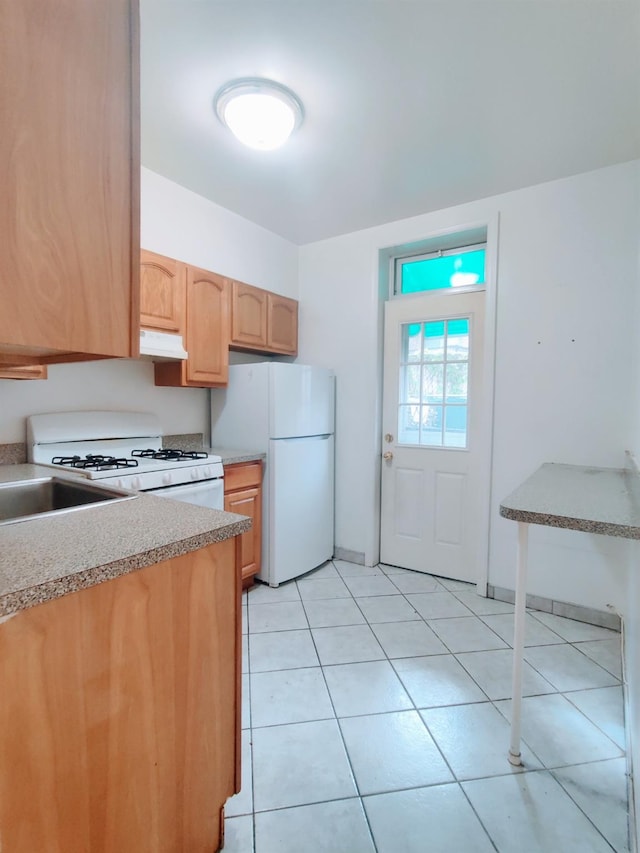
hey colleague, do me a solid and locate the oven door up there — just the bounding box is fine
[150,478,224,511]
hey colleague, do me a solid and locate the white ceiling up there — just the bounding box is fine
[140,1,640,246]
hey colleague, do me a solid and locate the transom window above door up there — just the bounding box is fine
[398,318,470,448]
[396,244,485,295]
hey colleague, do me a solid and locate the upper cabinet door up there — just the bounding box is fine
[0,0,139,363]
[185,267,230,387]
[231,281,268,349]
[267,294,298,355]
[140,250,186,334]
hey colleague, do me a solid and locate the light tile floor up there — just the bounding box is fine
[225,560,630,853]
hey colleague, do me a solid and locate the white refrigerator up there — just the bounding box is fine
[211,362,335,586]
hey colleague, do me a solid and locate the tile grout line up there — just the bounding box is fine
[240,560,628,851]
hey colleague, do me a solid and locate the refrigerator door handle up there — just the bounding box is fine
[273,434,333,441]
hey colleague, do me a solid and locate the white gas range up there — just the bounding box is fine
[27,411,224,510]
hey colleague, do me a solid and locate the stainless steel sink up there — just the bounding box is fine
[0,477,136,525]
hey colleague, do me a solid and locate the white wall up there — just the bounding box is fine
[298,160,640,615]
[0,169,298,446]
[0,359,208,444]
[141,168,298,296]
[624,211,640,850]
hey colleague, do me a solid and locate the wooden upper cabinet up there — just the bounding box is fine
[140,250,185,334]
[231,281,268,349]
[0,0,140,365]
[0,366,48,381]
[230,281,298,356]
[154,266,230,388]
[268,293,298,355]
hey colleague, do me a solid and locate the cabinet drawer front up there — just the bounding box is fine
[224,461,262,492]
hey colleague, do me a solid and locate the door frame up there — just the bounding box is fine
[369,214,499,593]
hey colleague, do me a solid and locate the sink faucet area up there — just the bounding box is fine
[0,477,136,526]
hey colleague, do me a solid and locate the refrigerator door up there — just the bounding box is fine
[269,363,335,439]
[267,434,334,585]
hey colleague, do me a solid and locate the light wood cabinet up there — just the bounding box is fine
[140,250,186,334]
[231,281,268,349]
[267,292,299,355]
[154,266,230,388]
[0,540,240,853]
[0,366,48,380]
[0,0,140,366]
[224,461,263,587]
[230,281,298,356]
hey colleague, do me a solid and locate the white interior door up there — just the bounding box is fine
[380,290,486,582]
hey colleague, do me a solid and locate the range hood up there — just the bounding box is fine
[139,329,188,360]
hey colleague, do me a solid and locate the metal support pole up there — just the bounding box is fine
[508,521,528,766]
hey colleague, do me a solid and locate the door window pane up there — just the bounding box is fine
[398,405,420,444]
[402,323,423,362]
[421,405,443,446]
[423,364,444,404]
[397,316,471,449]
[446,319,469,361]
[424,321,445,361]
[445,406,467,448]
[400,364,421,405]
[445,362,468,402]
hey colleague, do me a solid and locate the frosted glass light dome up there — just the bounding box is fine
[214,79,304,151]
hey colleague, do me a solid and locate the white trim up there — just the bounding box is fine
[374,213,499,592]
[477,212,499,595]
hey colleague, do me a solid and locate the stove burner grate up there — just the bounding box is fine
[51,455,139,471]
[132,448,209,461]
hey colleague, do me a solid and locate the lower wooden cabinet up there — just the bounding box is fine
[0,540,241,853]
[154,266,230,388]
[224,460,263,586]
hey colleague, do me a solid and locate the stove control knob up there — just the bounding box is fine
[131,477,141,490]
[115,479,123,489]
[203,466,211,478]
[190,468,199,480]
[163,473,172,485]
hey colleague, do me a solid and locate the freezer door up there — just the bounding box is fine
[268,435,334,584]
[269,363,335,438]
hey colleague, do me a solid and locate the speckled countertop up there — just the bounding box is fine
[499,463,640,539]
[0,464,251,617]
[209,448,266,466]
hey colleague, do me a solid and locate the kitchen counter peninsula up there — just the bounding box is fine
[0,463,247,853]
[0,464,250,617]
[499,462,639,767]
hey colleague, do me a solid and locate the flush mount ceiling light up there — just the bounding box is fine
[214,78,304,151]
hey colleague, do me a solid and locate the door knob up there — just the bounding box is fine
[383,451,393,461]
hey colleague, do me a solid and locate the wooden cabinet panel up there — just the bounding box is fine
[0,365,48,380]
[224,459,263,492]
[154,266,230,388]
[231,280,268,349]
[186,268,230,386]
[140,250,185,334]
[0,540,240,853]
[268,293,299,354]
[230,281,298,356]
[0,0,139,364]
[224,461,263,585]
